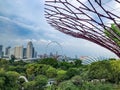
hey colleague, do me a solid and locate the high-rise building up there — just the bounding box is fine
[32,47,35,58]
[9,48,15,58]
[27,41,33,59]
[32,47,37,58]
[34,51,37,58]
[14,46,23,59]
[23,48,27,59]
[5,46,11,57]
[0,45,3,58]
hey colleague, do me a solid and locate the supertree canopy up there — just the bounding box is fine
[44,0,120,57]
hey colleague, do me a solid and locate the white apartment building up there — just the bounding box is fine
[14,46,23,59]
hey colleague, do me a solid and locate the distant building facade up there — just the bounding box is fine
[23,48,27,59]
[34,51,37,58]
[27,41,33,58]
[5,46,11,57]
[0,45,3,58]
[9,48,15,58]
[32,47,35,58]
[14,46,23,59]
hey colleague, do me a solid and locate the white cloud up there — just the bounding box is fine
[0,16,37,31]
[13,38,52,45]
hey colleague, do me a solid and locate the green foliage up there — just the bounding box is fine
[0,70,20,90]
[39,58,58,68]
[66,68,79,79]
[88,60,120,84]
[5,71,20,87]
[12,60,27,66]
[24,75,48,90]
[23,81,36,90]
[71,75,83,86]
[81,82,113,90]
[109,60,120,83]
[111,24,120,36]
[74,59,82,67]
[79,66,89,80]
[8,65,26,73]
[1,58,120,89]
[57,80,79,90]
[26,63,39,77]
[35,75,48,89]
[10,55,15,63]
[0,69,5,89]
[88,60,111,80]
[26,63,52,79]
[56,69,67,82]
[37,64,51,75]
[0,59,9,65]
[0,77,5,89]
[18,78,26,84]
[104,24,120,46]
[0,69,5,77]
[46,67,57,78]
[58,61,74,70]
[0,59,9,70]
[109,58,116,61]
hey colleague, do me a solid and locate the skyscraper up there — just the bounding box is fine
[23,48,27,59]
[32,47,37,58]
[27,41,33,59]
[5,46,11,57]
[9,48,14,58]
[34,51,37,58]
[32,47,35,58]
[14,46,23,59]
[0,45,3,58]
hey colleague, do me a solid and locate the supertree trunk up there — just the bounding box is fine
[45,0,120,58]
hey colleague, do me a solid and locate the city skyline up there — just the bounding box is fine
[0,41,37,59]
[0,0,118,58]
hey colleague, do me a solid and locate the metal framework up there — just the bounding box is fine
[45,0,120,57]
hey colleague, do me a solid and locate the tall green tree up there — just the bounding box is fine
[88,61,111,80]
[34,75,48,89]
[0,70,20,90]
[10,55,16,63]
[56,69,67,82]
[66,68,79,79]
[46,67,57,78]
[5,71,20,89]
[0,59,9,70]
[109,60,120,84]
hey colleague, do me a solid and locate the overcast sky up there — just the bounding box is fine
[0,0,118,58]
